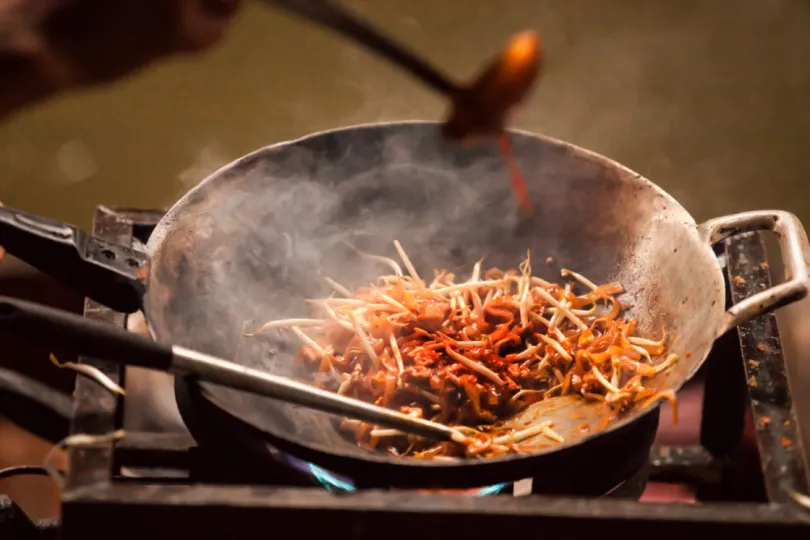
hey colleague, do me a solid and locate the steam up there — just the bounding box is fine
[177,142,232,190]
[153,125,535,368]
[150,120,674,393]
[202,127,514,332]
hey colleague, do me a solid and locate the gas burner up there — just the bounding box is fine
[2,206,810,539]
[174,441,652,498]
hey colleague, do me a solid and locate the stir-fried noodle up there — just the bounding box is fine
[251,242,678,458]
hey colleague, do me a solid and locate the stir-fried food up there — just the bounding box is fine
[251,241,678,459]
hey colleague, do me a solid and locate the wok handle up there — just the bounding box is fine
[0,207,145,314]
[699,210,810,334]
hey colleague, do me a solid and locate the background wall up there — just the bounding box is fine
[3,1,810,231]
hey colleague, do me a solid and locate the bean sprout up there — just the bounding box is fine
[252,242,677,459]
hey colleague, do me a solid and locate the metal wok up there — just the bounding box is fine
[0,121,807,491]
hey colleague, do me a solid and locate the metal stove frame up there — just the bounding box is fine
[5,206,810,539]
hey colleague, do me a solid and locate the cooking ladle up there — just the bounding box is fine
[262,0,542,141]
[0,295,463,443]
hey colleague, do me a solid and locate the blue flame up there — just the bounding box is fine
[475,482,510,496]
[304,460,509,494]
[307,462,357,493]
[280,452,510,495]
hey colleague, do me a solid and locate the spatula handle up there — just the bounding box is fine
[0,296,172,370]
[0,296,460,442]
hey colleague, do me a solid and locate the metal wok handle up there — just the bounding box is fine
[0,206,145,313]
[699,210,810,334]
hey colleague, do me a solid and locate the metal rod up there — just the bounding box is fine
[262,0,461,96]
[171,346,461,442]
[0,294,460,444]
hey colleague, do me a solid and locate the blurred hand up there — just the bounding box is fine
[0,0,243,119]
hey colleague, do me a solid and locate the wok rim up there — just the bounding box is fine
[144,120,721,469]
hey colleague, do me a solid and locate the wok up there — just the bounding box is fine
[0,121,807,490]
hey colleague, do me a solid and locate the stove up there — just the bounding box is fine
[3,206,810,539]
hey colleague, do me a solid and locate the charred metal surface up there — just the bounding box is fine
[61,484,810,540]
[0,495,58,540]
[726,231,810,503]
[600,461,649,499]
[115,432,195,453]
[651,445,713,468]
[0,367,71,443]
[0,494,37,538]
[700,312,748,458]
[649,445,721,485]
[65,206,132,489]
[114,433,194,470]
